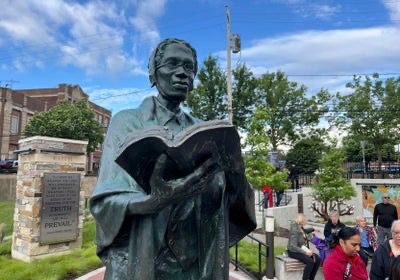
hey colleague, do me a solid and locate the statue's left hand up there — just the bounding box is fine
[127,153,220,215]
[149,153,220,207]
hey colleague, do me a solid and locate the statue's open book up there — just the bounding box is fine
[115,120,244,194]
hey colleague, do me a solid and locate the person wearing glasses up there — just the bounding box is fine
[370,220,400,280]
[373,193,398,246]
[355,216,377,265]
[89,38,256,279]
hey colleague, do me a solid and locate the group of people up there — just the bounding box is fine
[287,193,400,280]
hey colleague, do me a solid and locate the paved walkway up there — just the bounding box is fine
[75,264,253,280]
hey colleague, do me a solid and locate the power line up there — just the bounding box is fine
[285,73,400,77]
[253,72,400,78]
[90,88,153,101]
[235,18,400,24]
[0,23,224,64]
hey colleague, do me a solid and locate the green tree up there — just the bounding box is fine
[244,109,288,191]
[232,64,257,130]
[186,55,227,121]
[335,74,400,167]
[255,71,330,150]
[24,100,104,153]
[310,149,356,220]
[342,135,396,164]
[286,136,328,175]
[187,56,257,131]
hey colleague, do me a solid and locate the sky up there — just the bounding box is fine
[0,0,399,115]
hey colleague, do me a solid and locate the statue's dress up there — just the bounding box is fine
[90,96,256,280]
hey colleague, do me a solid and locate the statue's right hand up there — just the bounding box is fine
[149,153,220,207]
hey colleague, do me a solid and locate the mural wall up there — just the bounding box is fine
[362,184,400,218]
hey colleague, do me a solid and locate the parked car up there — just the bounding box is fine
[351,165,365,173]
[385,166,400,173]
[0,159,18,173]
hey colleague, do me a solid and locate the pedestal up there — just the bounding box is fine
[11,136,88,262]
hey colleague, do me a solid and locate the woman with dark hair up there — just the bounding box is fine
[370,220,400,280]
[323,227,368,280]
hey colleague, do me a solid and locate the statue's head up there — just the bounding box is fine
[148,38,198,102]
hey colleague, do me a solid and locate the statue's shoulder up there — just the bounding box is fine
[112,108,139,123]
[111,96,155,125]
[107,108,143,138]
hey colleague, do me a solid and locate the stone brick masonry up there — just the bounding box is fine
[11,136,88,262]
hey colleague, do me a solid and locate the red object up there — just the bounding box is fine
[323,245,368,280]
[261,185,273,207]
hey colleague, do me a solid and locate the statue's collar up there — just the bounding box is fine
[141,96,186,126]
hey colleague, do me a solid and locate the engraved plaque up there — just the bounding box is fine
[40,173,80,244]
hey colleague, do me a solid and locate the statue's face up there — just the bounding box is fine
[155,43,195,102]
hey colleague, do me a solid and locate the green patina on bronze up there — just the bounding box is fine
[89,38,256,280]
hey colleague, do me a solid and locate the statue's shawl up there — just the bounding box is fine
[90,96,256,279]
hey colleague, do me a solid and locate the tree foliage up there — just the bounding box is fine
[334,74,400,165]
[310,149,356,220]
[244,109,289,191]
[286,136,329,175]
[187,56,258,131]
[24,100,104,153]
[255,71,330,150]
[342,134,396,163]
[232,64,257,130]
[186,55,227,121]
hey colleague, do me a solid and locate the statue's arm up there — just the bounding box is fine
[92,110,220,217]
[226,171,257,246]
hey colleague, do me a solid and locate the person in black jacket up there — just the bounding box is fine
[389,255,400,280]
[324,212,345,245]
[370,220,400,280]
[373,193,398,245]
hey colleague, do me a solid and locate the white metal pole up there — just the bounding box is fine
[226,5,233,124]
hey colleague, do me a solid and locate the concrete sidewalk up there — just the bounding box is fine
[75,264,253,280]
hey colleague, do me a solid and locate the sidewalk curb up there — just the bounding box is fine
[75,267,105,280]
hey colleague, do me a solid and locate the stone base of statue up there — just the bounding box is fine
[11,136,87,262]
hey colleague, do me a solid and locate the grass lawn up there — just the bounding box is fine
[0,200,15,236]
[0,220,102,280]
[229,240,286,274]
[1,199,284,279]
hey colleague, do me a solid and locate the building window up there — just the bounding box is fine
[11,114,20,135]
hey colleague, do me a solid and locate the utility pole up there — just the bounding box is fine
[360,140,367,174]
[226,5,233,124]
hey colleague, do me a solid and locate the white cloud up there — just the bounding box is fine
[0,0,144,76]
[273,0,341,20]
[0,1,57,46]
[224,26,400,94]
[383,0,400,23]
[313,4,341,20]
[130,0,166,45]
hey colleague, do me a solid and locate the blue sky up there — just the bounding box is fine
[0,0,399,114]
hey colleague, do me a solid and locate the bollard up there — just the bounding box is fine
[265,216,275,280]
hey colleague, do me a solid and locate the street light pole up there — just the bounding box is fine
[360,140,366,174]
[226,5,233,124]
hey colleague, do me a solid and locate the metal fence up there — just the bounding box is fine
[231,234,269,280]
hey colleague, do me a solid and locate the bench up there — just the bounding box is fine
[275,255,323,280]
[276,255,305,271]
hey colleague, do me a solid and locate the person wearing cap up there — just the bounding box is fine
[373,193,398,245]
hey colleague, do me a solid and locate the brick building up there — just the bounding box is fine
[0,84,111,172]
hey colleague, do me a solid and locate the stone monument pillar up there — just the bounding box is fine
[12,136,88,262]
